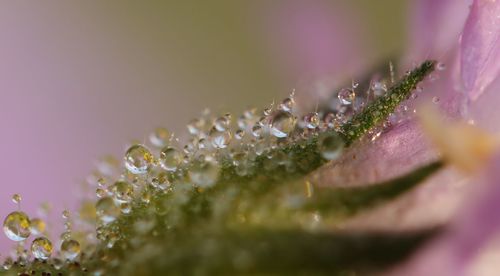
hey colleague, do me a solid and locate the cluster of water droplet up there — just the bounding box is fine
[1,61,441,274]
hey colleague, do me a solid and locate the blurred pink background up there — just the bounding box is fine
[0,1,405,252]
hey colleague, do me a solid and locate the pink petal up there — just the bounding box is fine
[461,0,500,100]
[407,0,471,62]
[391,151,500,275]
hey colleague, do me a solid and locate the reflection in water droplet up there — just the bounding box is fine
[338,88,356,105]
[270,111,296,138]
[3,211,31,241]
[31,237,52,260]
[318,132,344,160]
[29,218,46,235]
[96,197,120,224]
[149,127,170,148]
[124,144,154,174]
[209,127,232,149]
[159,147,182,172]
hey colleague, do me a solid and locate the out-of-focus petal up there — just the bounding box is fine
[407,0,471,62]
[470,76,500,132]
[391,152,500,275]
[461,0,500,100]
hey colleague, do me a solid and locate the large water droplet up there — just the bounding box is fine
[338,88,355,105]
[159,147,182,172]
[270,111,296,138]
[124,144,154,174]
[318,132,344,160]
[31,237,52,260]
[3,211,30,241]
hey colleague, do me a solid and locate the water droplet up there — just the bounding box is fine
[110,181,134,203]
[235,129,245,140]
[318,132,344,160]
[11,194,21,205]
[189,158,220,188]
[29,218,46,235]
[96,188,107,198]
[31,237,52,260]
[338,88,355,105]
[251,124,263,138]
[52,258,63,270]
[436,62,446,71]
[432,96,440,104]
[269,111,296,138]
[124,144,154,174]
[62,210,70,219]
[371,80,387,96]
[95,197,120,224]
[3,211,30,241]
[209,127,232,149]
[303,112,320,129]
[279,96,295,112]
[2,257,12,270]
[263,107,272,116]
[120,202,132,214]
[149,127,170,148]
[61,239,81,261]
[214,113,231,131]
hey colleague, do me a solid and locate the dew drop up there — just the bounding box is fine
[96,188,107,198]
[251,124,263,138]
[120,202,132,214]
[124,144,154,174]
[11,194,21,205]
[214,113,231,131]
[371,80,387,96]
[318,132,345,160]
[432,96,440,104]
[279,96,295,112]
[3,211,30,241]
[110,181,134,203]
[95,197,120,224]
[235,129,245,140]
[269,111,296,138]
[149,127,170,148]
[29,218,46,236]
[62,210,70,219]
[436,62,446,71]
[209,127,232,149]
[338,88,356,105]
[189,158,220,188]
[61,239,81,261]
[303,112,320,129]
[31,237,52,260]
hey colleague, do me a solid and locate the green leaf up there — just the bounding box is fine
[308,161,444,217]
